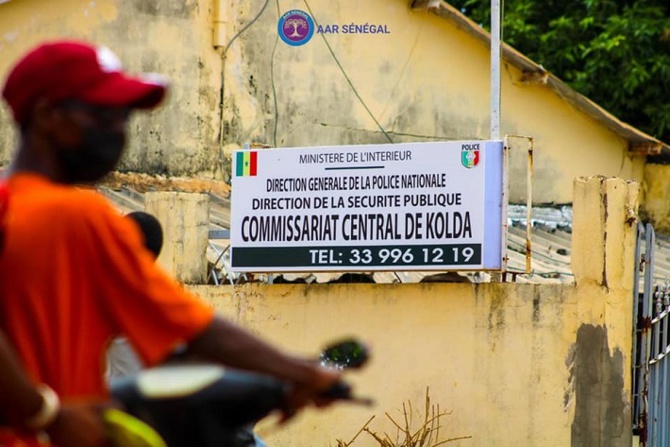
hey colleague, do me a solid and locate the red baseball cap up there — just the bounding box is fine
[2,40,168,124]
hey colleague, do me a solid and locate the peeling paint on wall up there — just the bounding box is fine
[132,0,197,19]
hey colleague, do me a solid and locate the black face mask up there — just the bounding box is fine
[56,127,126,184]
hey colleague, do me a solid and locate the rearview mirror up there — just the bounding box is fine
[319,339,369,370]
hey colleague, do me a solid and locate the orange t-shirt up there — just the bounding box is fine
[0,174,215,444]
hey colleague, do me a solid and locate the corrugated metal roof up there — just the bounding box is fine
[98,186,579,285]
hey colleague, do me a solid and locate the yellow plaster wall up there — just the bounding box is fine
[223,0,645,204]
[572,176,639,290]
[188,280,632,447]
[184,176,637,446]
[641,163,670,233]
[145,191,210,284]
[0,0,222,176]
[0,0,648,205]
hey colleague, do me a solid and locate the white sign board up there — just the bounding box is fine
[231,140,504,272]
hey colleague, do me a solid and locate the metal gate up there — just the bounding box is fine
[633,222,670,446]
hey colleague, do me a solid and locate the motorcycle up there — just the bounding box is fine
[109,338,371,447]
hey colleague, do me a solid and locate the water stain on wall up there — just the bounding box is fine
[570,324,629,447]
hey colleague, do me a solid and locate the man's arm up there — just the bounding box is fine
[185,316,340,414]
[0,186,39,422]
[0,330,110,446]
[0,330,43,426]
[187,316,336,385]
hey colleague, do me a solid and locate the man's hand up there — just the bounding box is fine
[46,402,112,447]
[281,362,342,423]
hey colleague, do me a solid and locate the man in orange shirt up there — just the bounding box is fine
[0,40,339,445]
[106,211,163,382]
[0,184,110,446]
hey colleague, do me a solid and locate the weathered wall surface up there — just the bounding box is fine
[145,191,210,284]
[0,0,222,177]
[222,0,645,203]
[187,280,631,447]
[641,163,670,233]
[182,176,637,447]
[0,0,647,205]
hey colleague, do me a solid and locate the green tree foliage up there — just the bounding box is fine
[448,0,670,142]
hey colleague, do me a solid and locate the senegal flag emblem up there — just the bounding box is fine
[236,151,258,176]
